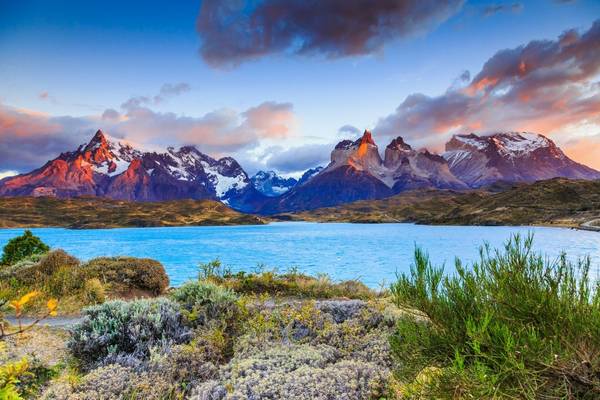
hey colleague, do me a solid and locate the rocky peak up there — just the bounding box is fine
[335,139,355,150]
[386,136,412,152]
[84,130,109,152]
[384,136,414,168]
[355,129,376,146]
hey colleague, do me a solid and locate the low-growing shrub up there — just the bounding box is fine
[1,230,49,266]
[36,250,79,276]
[81,257,169,295]
[82,278,105,304]
[189,344,389,400]
[171,281,238,326]
[390,235,600,398]
[68,298,191,368]
[197,259,375,299]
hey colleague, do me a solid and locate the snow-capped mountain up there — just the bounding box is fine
[2,129,598,214]
[297,166,324,186]
[0,130,256,203]
[443,132,600,187]
[250,171,297,197]
[258,130,467,213]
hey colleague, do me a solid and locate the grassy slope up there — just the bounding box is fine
[0,196,265,228]
[289,178,600,227]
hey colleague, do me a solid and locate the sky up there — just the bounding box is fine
[1,0,599,178]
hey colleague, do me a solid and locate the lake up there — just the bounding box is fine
[1,222,599,287]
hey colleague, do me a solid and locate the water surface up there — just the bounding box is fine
[1,223,598,287]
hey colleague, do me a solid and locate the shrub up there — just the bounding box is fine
[390,235,600,398]
[189,344,389,400]
[1,230,49,266]
[171,281,238,326]
[81,257,169,295]
[82,278,105,304]
[36,250,79,276]
[68,298,191,368]
[200,261,375,299]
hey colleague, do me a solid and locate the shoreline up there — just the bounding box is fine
[1,217,598,231]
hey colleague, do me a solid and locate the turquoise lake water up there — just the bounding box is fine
[0,223,599,287]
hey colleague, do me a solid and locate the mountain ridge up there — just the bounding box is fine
[1,129,598,214]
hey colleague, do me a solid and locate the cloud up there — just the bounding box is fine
[0,104,95,171]
[482,2,523,17]
[196,0,464,67]
[38,91,49,100]
[0,96,296,173]
[265,143,331,174]
[121,82,190,111]
[338,125,361,137]
[562,133,600,170]
[375,20,600,153]
[0,170,19,180]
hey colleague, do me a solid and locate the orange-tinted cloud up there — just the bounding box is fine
[563,135,600,170]
[375,19,600,162]
[0,94,296,173]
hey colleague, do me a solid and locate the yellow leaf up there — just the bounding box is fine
[17,291,40,307]
[47,298,58,316]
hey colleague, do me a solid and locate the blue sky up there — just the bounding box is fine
[1,0,599,176]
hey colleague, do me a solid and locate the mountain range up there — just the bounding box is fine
[1,129,598,214]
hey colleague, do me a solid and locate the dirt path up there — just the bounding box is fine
[4,315,83,328]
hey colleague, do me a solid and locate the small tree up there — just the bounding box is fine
[1,230,49,266]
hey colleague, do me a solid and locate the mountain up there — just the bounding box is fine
[443,132,600,187]
[258,130,466,213]
[297,166,324,186]
[251,171,297,197]
[2,129,598,214]
[0,130,263,205]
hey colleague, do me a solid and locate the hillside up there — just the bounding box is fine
[287,178,600,227]
[0,197,264,228]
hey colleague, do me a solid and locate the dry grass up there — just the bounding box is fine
[0,196,265,229]
[289,178,600,227]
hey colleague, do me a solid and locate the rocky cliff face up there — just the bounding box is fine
[443,132,600,187]
[258,130,466,213]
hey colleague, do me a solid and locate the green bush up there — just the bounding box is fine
[81,257,169,295]
[197,259,375,299]
[68,298,191,368]
[171,281,238,329]
[390,235,600,398]
[1,230,49,266]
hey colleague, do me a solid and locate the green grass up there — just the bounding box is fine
[390,234,600,398]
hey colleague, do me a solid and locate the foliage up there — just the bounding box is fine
[82,278,105,305]
[81,257,169,295]
[1,230,49,266]
[390,234,600,398]
[198,259,375,299]
[189,343,389,400]
[1,291,58,339]
[0,354,29,400]
[171,280,238,326]
[68,298,191,368]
